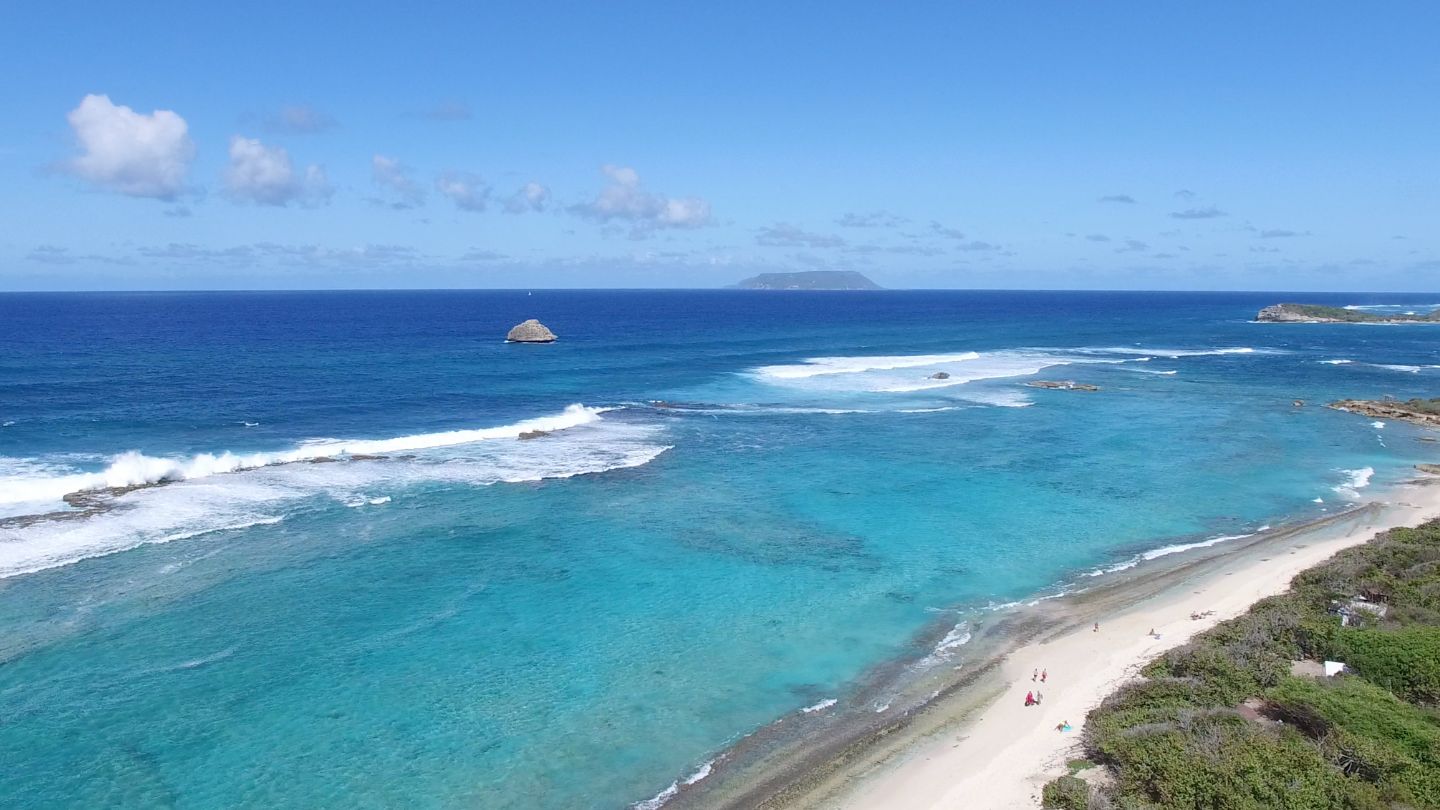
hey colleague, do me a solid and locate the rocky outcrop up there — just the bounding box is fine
[506,319,557,343]
[1258,303,1440,323]
[1329,399,1440,428]
[929,372,951,380]
[1416,464,1440,475]
[517,430,549,440]
[1027,380,1100,391]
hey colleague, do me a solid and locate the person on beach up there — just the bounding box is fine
[1093,622,1099,632]
[1041,669,1047,683]
[1036,690,1043,704]
[1025,691,1035,706]
[1056,721,1072,732]
[1032,668,1037,682]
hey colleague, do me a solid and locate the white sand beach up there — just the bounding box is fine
[825,483,1440,810]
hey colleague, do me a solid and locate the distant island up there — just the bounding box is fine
[1257,303,1440,323]
[731,270,882,290]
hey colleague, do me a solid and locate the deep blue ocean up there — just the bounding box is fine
[2,290,1438,808]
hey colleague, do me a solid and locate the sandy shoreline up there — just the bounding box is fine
[785,481,1440,810]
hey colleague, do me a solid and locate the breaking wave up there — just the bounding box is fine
[0,406,670,579]
[0,405,607,512]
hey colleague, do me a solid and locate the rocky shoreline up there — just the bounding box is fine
[1328,398,1440,428]
[1257,303,1440,324]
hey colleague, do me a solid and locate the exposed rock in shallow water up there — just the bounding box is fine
[518,430,549,440]
[929,372,951,380]
[506,319,557,343]
[1417,464,1440,475]
[1026,380,1100,391]
[1329,399,1440,428]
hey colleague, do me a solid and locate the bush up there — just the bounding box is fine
[1041,775,1092,809]
[1267,675,1440,804]
[1326,625,1440,704]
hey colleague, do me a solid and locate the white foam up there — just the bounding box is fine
[1371,421,1386,429]
[1333,467,1375,499]
[631,759,718,810]
[0,404,607,510]
[1087,526,1271,575]
[754,350,1111,400]
[1140,531,1257,561]
[0,410,670,579]
[755,352,982,379]
[1080,346,1261,359]
[1374,364,1422,373]
[801,698,838,714]
[920,621,973,666]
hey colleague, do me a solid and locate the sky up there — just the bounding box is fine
[1,1,1438,291]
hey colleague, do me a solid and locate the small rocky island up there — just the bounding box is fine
[506,319,557,343]
[731,271,881,290]
[1026,380,1100,391]
[1257,303,1440,323]
[1329,398,1440,428]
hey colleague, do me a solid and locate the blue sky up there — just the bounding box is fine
[1,1,1437,291]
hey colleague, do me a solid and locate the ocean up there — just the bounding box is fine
[1,290,1437,808]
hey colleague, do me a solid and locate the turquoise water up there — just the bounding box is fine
[1,291,1438,808]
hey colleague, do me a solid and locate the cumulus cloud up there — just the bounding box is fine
[1174,189,1197,200]
[1098,194,1136,204]
[570,165,711,234]
[1258,228,1305,238]
[224,136,332,206]
[371,154,425,209]
[504,181,550,214]
[435,170,490,211]
[836,210,906,228]
[264,104,337,134]
[1085,233,1112,242]
[63,94,195,199]
[756,223,846,248]
[1116,239,1149,253]
[1170,206,1227,219]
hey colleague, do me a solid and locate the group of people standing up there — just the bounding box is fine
[1024,667,1048,706]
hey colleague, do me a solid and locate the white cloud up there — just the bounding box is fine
[571,164,711,233]
[265,104,337,134]
[435,171,490,211]
[756,223,846,248]
[372,154,425,208]
[63,94,195,199]
[224,136,332,206]
[504,181,550,213]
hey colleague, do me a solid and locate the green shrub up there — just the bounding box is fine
[1326,625,1440,704]
[1267,675,1440,804]
[1041,775,1091,809]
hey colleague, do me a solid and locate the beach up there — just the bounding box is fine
[765,480,1440,810]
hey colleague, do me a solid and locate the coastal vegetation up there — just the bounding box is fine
[1257,303,1440,323]
[1043,519,1440,809]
